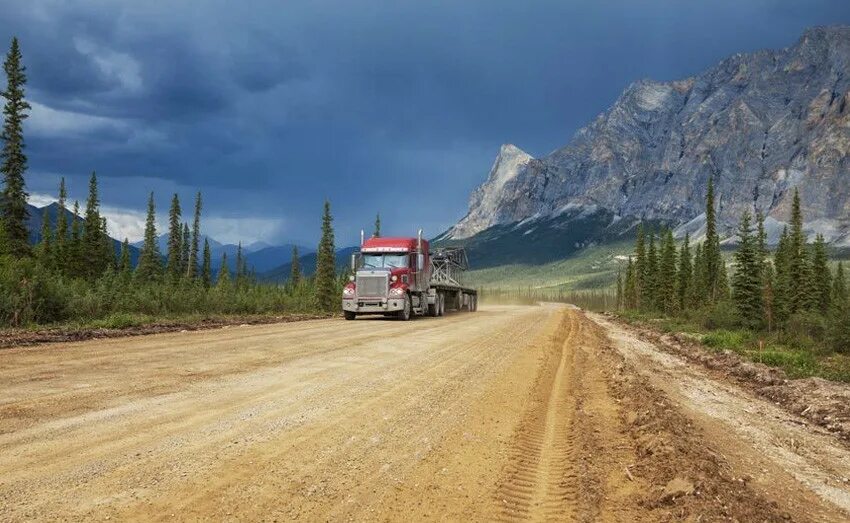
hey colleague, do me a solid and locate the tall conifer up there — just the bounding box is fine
[216,252,230,287]
[811,234,831,314]
[677,233,692,311]
[68,201,82,278]
[166,193,182,279]
[201,238,212,287]
[315,200,337,311]
[732,211,763,328]
[658,229,678,314]
[181,222,190,277]
[833,262,847,310]
[82,172,106,279]
[0,37,31,257]
[624,257,637,309]
[119,238,131,275]
[703,177,724,303]
[54,177,68,269]
[136,192,162,282]
[188,192,201,279]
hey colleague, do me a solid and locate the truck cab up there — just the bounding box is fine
[342,236,430,320]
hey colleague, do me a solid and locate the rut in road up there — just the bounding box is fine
[495,311,586,521]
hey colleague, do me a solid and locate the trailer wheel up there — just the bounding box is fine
[471,295,477,312]
[397,294,412,321]
[437,293,445,316]
[344,311,356,320]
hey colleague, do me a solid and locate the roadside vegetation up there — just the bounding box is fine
[0,38,342,330]
[614,178,850,382]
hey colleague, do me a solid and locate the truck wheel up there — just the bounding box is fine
[397,294,412,321]
[437,293,445,316]
[428,300,438,317]
[344,311,356,320]
[471,295,477,312]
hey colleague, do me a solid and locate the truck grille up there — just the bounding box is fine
[356,274,388,298]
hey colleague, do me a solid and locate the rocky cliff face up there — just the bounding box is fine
[447,26,850,245]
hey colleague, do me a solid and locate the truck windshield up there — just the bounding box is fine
[362,253,408,269]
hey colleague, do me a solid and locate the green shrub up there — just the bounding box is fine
[0,256,69,326]
[701,300,740,330]
[701,329,750,351]
[787,311,828,342]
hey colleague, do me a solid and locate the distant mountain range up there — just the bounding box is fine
[441,26,850,266]
[132,234,313,273]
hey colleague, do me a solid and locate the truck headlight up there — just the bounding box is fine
[389,287,405,297]
[391,275,398,282]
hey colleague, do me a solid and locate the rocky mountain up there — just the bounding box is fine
[444,26,850,255]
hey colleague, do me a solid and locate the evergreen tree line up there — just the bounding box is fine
[0,37,344,326]
[616,180,850,352]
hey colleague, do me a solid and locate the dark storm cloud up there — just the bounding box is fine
[1,0,850,244]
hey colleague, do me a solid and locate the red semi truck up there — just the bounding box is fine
[342,231,478,320]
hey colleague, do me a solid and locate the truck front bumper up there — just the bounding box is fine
[342,298,405,314]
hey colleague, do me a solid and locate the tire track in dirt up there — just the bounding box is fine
[495,310,583,521]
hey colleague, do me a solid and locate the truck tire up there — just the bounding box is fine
[344,311,356,320]
[397,294,412,321]
[471,295,477,312]
[437,293,445,316]
[428,299,438,317]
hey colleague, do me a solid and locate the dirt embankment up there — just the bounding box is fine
[0,305,847,521]
[607,313,850,444]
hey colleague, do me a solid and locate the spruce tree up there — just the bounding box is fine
[772,227,792,325]
[315,200,337,311]
[82,172,106,279]
[811,234,832,314]
[100,216,114,271]
[732,211,763,328]
[181,222,190,277]
[290,245,301,286]
[216,252,230,287]
[166,193,182,279]
[677,233,692,311]
[36,206,51,266]
[67,201,84,278]
[136,192,162,282]
[235,242,244,283]
[703,177,724,304]
[788,189,810,312]
[119,238,131,275]
[188,192,201,279]
[54,177,68,270]
[201,238,212,287]
[658,229,678,314]
[0,37,31,257]
[833,262,847,310]
[644,231,659,311]
[374,213,381,238]
[634,224,646,308]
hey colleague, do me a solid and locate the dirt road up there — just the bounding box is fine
[1,305,849,521]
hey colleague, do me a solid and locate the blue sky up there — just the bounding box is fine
[3,1,850,246]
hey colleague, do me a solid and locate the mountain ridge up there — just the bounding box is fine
[446,25,850,250]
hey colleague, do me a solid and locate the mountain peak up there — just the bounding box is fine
[447,25,850,246]
[445,144,534,240]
